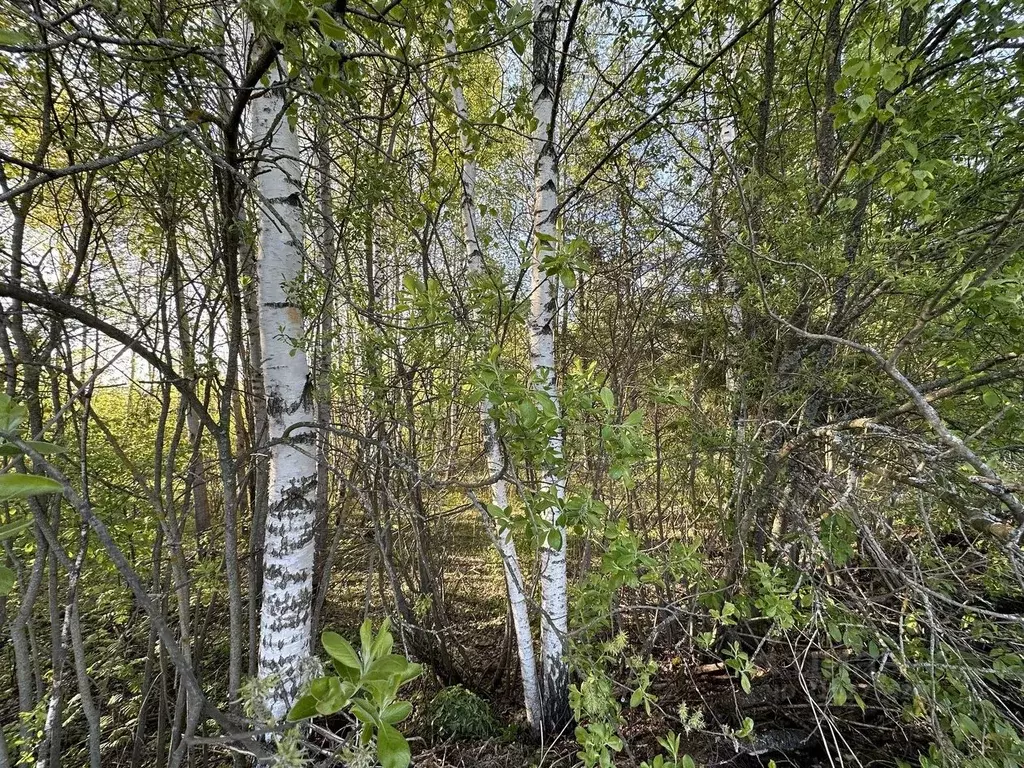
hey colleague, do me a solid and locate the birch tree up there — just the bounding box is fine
[527,0,570,732]
[250,62,318,721]
[445,8,543,733]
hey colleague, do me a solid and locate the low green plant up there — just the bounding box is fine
[723,641,755,695]
[640,731,697,768]
[575,721,623,768]
[287,619,421,768]
[0,393,65,596]
[427,685,499,741]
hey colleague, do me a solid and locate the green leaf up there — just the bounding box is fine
[982,389,1001,408]
[0,29,30,47]
[535,390,556,417]
[518,400,537,427]
[380,700,412,724]
[332,659,360,682]
[402,273,422,294]
[371,621,395,657]
[322,631,361,669]
[398,662,422,683]
[0,474,63,501]
[365,654,409,682]
[740,674,751,695]
[546,528,563,551]
[0,564,15,596]
[314,7,347,40]
[737,716,754,738]
[350,700,377,725]
[309,677,331,698]
[623,408,644,427]
[377,722,411,768]
[0,440,67,457]
[360,618,374,653]
[0,517,32,541]
[286,694,319,721]
[959,714,981,738]
[0,394,27,432]
[314,677,347,715]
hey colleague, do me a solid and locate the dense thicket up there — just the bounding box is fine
[1,0,1023,766]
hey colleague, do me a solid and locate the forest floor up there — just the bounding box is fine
[393,646,929,768]
[320,514,931,768]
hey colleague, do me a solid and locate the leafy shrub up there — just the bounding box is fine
[427,685,500,741]
[0,393,66,596]
[288,620,421,768]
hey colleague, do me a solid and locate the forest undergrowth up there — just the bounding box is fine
[2,0,1024,765]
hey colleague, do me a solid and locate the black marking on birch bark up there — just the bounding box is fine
[283,474,317,496]
[267,392,287,418]
[262,587,312,607]
[541,662,571,732]
[264,525,313,542]
[261,606,311,629]
[264,532,311,548]
[262,610,309,626]
[266,519,313,537]
[265,507,314,528]
[482,425,499,455]
[263,301,300,309]
[266,533,313,550]
[537,209,558,228]
[263,563,313,586]
[269,193,302,208]
[264,532,314,553]
[300,373,314,410]
[265,546,312,561]
[272,490,315,509]
[262,602,311,622]
[266,392,316,419]
[287,430,316,446]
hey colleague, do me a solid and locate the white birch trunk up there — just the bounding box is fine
[251,65,318,722]
[445,11,543,733]
[528,0,570,732]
